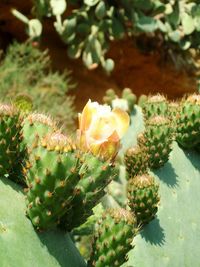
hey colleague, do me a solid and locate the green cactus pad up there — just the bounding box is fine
[60,153,115,231]
[0,104,25,184]
[142,94,169,120]
[0,177,86,267]
[176,94,200,148]
[138,116,173,169]
[26,132,79,230]
[22,112,57,148]
[88,208,136,267]
[127,174,159,226]
[124,146,149,179]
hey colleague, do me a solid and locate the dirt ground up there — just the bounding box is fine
[0,1,197,111]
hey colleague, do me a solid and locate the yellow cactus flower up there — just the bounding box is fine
[77,100,130,160]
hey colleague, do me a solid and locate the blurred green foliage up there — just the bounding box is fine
[0,41,76,130]
[12,0,200,72]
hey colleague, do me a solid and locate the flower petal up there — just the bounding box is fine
[79,100,97,131]
[112,108,130,138]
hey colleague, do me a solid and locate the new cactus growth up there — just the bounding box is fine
[124,146,149,179]
[127,174,160,226]
[0,103,25,184]
[138,116,173,169]
[88,208,136,267]
[25,132,79,229]
[142,94,169,120]
[61,153,115,231]
[176,94,200,148]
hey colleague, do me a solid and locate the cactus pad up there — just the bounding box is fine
[138,116,173,169]
[124,146,149,179]
[0,104,25,183]
[127,173,160,226]
[176,94,200,148]
[26,132,79,229]
[88,208,136,267]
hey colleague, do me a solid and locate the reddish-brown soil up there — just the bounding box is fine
[0,1,197,111]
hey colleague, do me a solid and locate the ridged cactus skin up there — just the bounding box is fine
[0,177,86,267]
[22,113,57,147]
[138,116,173,169]
[26,133,79,229]
[0,104,25,183]
[127,174,159,226]
[121,107,200,267]
[176,94,200,148]
[60,153,115,231]
[88,208,136,267]
[142,94,169,120]
[124,146,149,179]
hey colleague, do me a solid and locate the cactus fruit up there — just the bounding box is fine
[103,89,116,106]
[127,174,160,226]
[138,116,173,169]
[176,94,200,148]
[142,94,169,120]
[124,146,149,179]
[88,208,136,267]
[0,103,25,184]
[25,132,79,229]
[22,113,57,148]
[60,153,115,231]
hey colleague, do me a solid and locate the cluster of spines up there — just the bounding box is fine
[88,208,136,267]
[127,174,160,226]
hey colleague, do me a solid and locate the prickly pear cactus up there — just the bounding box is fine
[0,177,86,267]
[124,146,149,179]
[0,104,25,184]
[122,106,200,267]
[176,94,200,148]
[60,153,115,231]
[26,132,79,230]
[142,95,169,119]
[22,113,57,147]
[138,116,173,169]
[88,208,136,267]
[127,174,159,226]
